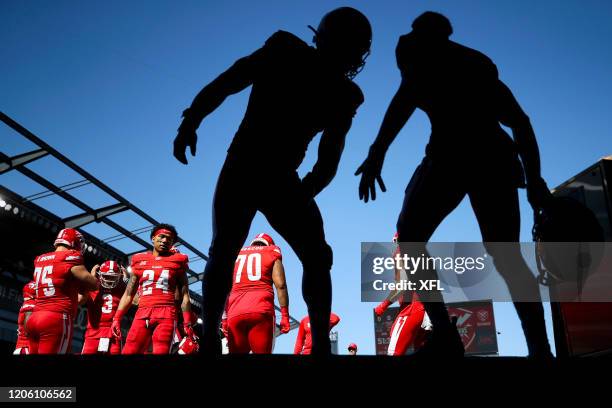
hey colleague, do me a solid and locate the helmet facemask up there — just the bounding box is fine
[98,262,123,289]
[309,7,372,80]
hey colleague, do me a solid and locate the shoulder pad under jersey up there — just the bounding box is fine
[395,34,415,74]
[265,30,309,53]
[130,252,153,265]
[166,252,189,265]
[62,250,84,264]
[269,245,283,258]
[345,81,365,112]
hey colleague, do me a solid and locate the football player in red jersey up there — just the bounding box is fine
[25,228,100,354]
[347,343,358,355]
[79,260,127,354]
[14,281,36,355]
[374,233,431,356]
[294,312,340,355]
[173,7,372,356]
[112,224,195,354]
[222,233,290,354]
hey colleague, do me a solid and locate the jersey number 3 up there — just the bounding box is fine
[101,294,114,314]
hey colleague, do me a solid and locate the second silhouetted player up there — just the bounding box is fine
[356,12,552,358]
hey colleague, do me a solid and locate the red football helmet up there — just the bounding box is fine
[98,260,123,289]
[177,336,199,355]
[54,228,84,252]
[348,343,358,351]
[23,281,36,301]
[251,233,275,247]
[392,232,399,243]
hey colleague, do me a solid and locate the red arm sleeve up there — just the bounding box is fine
[293,319,306,354]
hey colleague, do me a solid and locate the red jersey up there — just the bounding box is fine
[227,245,282,318]
[130,252,188,308]
[19,281,36,314]
[294,312,340,355]
[16,282,37,348]
[392,247,422,308]
[85,281,126,331]
[31,250,84,314]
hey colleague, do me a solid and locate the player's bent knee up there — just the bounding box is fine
[303,243,333,272]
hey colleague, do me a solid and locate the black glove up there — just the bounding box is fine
[526,176,553,210]
[173,109,198,165]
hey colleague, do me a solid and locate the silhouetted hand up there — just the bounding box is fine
[173,121,198,165]
[355,149,386,202]
[526,176,553,211]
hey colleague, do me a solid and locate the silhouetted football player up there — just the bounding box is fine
[173,7,372,355]
[356,12,552,358]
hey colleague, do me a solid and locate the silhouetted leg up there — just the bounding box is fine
[397,158,465,339]
[261,174,333,356]
[201,163,257,354]
[469,185,552,357]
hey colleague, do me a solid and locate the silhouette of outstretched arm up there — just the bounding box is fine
[301,116,353,199]
[173,53,260,164]
[356,79,417,202]
[496,80,551,208]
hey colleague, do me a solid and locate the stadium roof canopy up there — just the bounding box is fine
[1,111,206,288]
[1,111,300,330]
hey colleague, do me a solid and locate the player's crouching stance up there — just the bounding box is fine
[112,224,196,354]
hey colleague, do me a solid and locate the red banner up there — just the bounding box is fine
[374,300,498,355]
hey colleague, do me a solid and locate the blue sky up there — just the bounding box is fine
[2,0,611,355]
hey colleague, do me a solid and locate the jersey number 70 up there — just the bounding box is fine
[235,253,262,282]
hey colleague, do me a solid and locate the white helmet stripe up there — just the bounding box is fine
[251,238,270,246]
